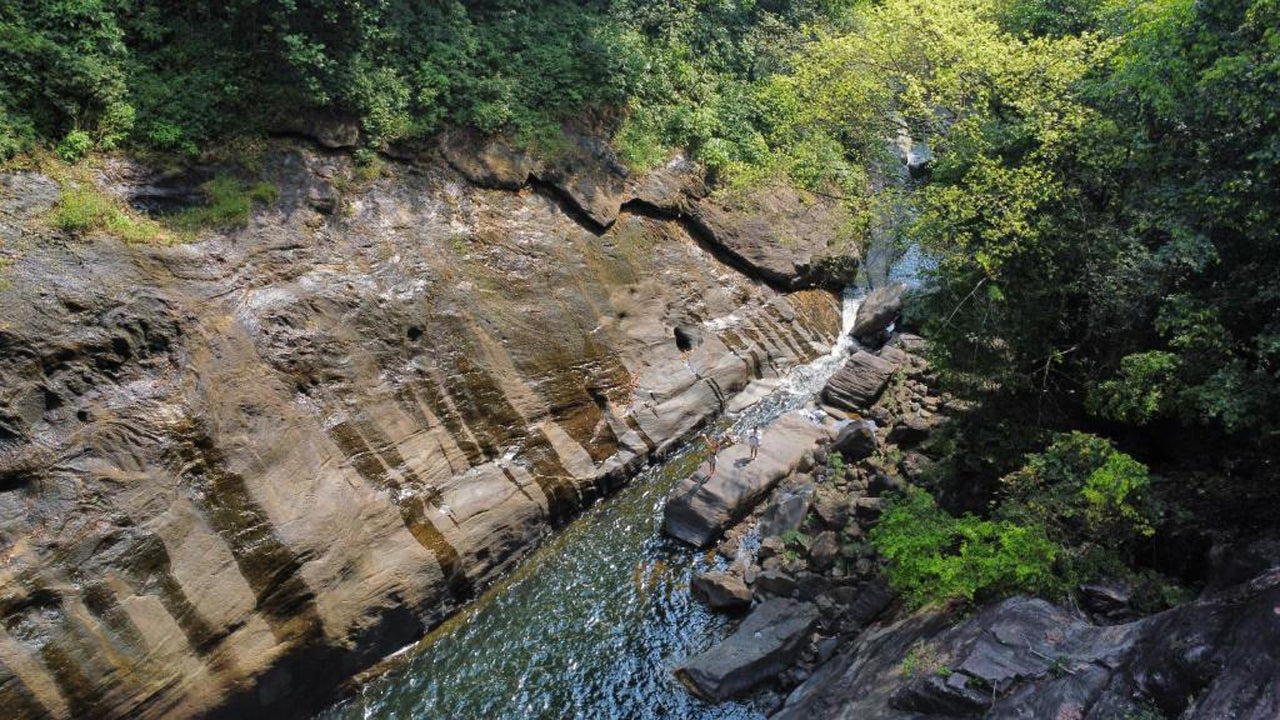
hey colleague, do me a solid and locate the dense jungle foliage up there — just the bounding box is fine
[3,0,1276,608]
[0,0,853,159]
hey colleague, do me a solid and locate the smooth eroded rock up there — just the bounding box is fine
[0,139,844,720]
[692,571,753,610]
[677,598,819,700]
[664,411,834,547]
[822,352,897,411]
[852,283,907,339]
[690,184,844,288]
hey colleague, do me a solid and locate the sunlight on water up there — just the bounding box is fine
[317,290,865,720]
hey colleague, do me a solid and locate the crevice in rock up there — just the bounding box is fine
[620,198,792,293]
[526,176,610,235]
[429,142,798,291]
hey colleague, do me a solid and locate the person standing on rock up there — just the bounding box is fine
[747,427,760,461]
[702,432,720,475]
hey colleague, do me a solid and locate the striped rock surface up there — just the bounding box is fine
[0,140,844,719]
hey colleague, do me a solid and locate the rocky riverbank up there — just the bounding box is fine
[662,300,943,711]
[663,294,1280,720]
[0,124,849,720]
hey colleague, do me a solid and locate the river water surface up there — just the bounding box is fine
[318,290,865,720]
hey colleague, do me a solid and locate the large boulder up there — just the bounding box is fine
[690,184,845,288]
[677,598,819,700]
[822,352,898,411]
[759,480,816,537]
[692,571,753,610]
[852,283,907,340]
[832,420,877,460]
[664,411,833,547]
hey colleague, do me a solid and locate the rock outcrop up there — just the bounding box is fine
[687,184,846,289]
[274,111,362,149]
[0,138,842,720]
[677,598,819,701]
[822,351,898,410]
[663,411,835,547]
[776,563,1280,720]
[439,127,844,288]
[851,282,907,341]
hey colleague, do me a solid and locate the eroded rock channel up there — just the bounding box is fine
[0,136,846,719]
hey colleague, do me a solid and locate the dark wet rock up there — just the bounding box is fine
[755,570,798,598]
[817,637,840,663]
[677,598,820,701]
[777,565,1280,720]
[1079,578,1137,623]
[822,351,897,411]
[832,420,877,461]
[844,577,896,629]
[693,571,753,610]
[796,572,835,601]
[809,531,840,572]
[664,411,834,547]
[1205,534,1280,592]
[758,689,786,715]
[852,283,907,340]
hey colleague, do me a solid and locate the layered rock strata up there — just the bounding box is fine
[0,138,843,719]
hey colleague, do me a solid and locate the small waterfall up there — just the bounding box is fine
[318,287,869,720]
[722,286,860,435]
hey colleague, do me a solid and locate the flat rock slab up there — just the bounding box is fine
[664,411,834,547]
[692,571,753,610]
[678,598,820,701]
[822,351,897,411]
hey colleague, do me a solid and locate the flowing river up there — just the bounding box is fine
[318,289,865,720]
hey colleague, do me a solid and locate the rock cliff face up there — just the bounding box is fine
[0,139,843,719]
